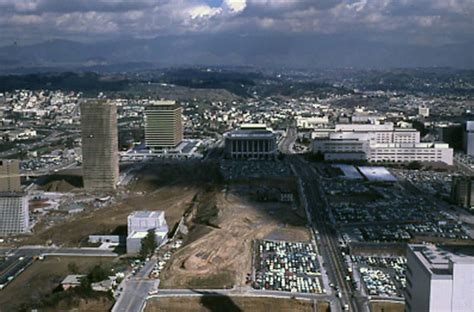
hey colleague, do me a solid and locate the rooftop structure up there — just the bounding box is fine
[144,100,183,149]
[80,100,119,191]
[406,244,474,312]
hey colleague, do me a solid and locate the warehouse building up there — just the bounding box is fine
[144,100,183,149]
[406,244,474,312]
[80,100,119,191]
[126,211,168,254]
[224,124,277,160]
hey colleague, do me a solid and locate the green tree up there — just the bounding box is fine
[139,229,157,259]
[67,262,78,274]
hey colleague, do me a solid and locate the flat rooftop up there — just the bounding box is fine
[225,129,275,138]
[332,164,363,180]
[410,244,474,277]
[358,166,397,182]
[129,210,164,219]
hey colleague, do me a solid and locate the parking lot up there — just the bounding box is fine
[349,255,406,299]
[322,165,472,244]
[220,160,292,180]
[253,240,323,294]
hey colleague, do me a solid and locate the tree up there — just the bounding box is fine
[139,229,157,259]
[67,262,78,274]
[407,161,422,170]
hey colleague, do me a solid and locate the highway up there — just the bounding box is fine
[290,156,361,312]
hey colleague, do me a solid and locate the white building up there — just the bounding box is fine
[406,244,474,312]
[418,105,430,118]
[126,211,168,254]
[296,116,329,129]
[312,123,453,165]
[463,121,474,156]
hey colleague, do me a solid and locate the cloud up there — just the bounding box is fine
[0,0,472,47]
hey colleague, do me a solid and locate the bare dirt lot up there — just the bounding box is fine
[370,301,405,312]
[145,296,329,312]
[23,162,220,246]
[0,256,114,312]
[159,181,310,289]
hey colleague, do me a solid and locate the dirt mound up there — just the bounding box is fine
[182,254,209,272]
[41,179,76,192]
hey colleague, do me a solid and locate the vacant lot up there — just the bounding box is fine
[145,296,328,312]
[370,301,405,312]
[159,181,310,289]
[23,162,221,246]
[0,256,114,312]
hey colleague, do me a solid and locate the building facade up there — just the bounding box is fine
[463,121,474,156]
[80,100,119,191]
[406,244,474,312]
[451,176,474,210]
[144,100,183,149]
[0,195,29,236]
[312,123,453,165]
[126,211,169,254]
[0,159,21,193]
[224,124,277,160]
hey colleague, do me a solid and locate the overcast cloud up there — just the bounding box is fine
[0,0,472,46]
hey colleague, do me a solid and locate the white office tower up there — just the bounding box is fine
[463,121,474,156]
[126,211,168,254]
[406,244,474,312]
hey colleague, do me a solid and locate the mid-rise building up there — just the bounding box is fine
[418,105,430,118]
[0,159,21,193]
[80,100,119,191]
[0,195,29,236]
[406,244,474,312]
[144,100,183,149]
[451,176,474,210]
[126,211,168,254]
[224,124,277,160]
[312,123,453,165]
[463,121,474,156]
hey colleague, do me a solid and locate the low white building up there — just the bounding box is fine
[126,211,168,254]
[406,244,474,312]
[312,123,453,165]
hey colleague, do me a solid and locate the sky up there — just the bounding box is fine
[0,0,473,69]
[0,0,473,46]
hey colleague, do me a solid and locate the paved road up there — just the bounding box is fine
[290,156,363,312]
[149,287,333,301]
[112,258,158,312]
[0,246,117,289]
[279,127,297,154]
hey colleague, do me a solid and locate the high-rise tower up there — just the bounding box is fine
[80,100,119,191]
[144,100,183,149]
